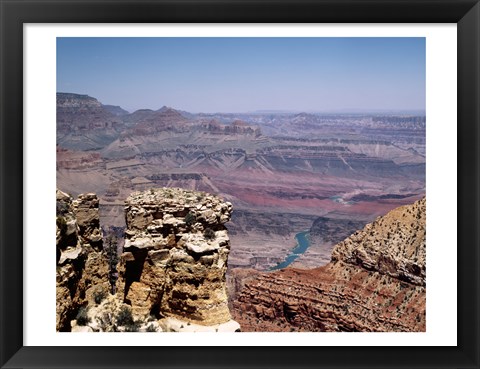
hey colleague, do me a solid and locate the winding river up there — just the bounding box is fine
[270,230,310,270]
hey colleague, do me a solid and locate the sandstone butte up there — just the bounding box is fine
[231,197,426,332]
[119,187,239,330]
[56,187,240,332]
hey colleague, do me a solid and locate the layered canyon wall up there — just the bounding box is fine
[232,198,426,332]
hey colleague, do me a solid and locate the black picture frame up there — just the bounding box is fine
[1,1,479,368]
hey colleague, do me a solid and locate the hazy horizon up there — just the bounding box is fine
[56,90,427,115]
[57,37,425,113]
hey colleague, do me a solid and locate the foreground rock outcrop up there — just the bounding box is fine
[57,187,240,332]
[118,188,239,329]
[56,189,108,331]
[232,197,426,332]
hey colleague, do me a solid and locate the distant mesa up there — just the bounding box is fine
[126,107,190,136]
[103,104,130,116]
[56,92,124,151]
[121,109,156,127]
[293,112,315,119]
[157,105,195,120]
[156,105,173,113]
[57,92,102,107]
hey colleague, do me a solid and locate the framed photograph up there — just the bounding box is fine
[1,0,479,368]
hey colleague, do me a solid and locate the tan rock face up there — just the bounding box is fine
[73,193,103,249]
[80,245,110,306]
[331,197,426,286]
[232,197,426,332]
[119,188,235,326]
[56,189,83,331]
[56,189,106,331]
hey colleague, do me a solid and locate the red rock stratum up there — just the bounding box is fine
[232,198,426,332]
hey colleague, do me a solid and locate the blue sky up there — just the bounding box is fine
[57,37,425,113]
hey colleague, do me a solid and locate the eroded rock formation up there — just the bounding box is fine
[56,189,107,331]
[331,197,426,286]
[232,197,426,332]
[118,188,239,329]
[72,193,103,250]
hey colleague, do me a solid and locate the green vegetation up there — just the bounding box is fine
[203,228,216,240]
[146,324,157,332]
[185,212,197,227]
[98,311,116,332]
[76,307,90,326]
[56,201,69,216]
[115,305,141,331]
[56,216,67,235]
[124,321,141,332]
[93,288,107,304]
[116,305,134,326]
